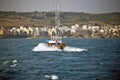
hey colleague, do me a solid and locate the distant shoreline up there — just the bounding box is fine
[0,35,119,39]
[0,11,120,39]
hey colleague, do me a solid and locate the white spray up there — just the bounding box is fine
[32,43,87,52]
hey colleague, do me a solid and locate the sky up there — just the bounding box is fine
[0,0,120,13]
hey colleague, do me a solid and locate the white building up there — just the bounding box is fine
[82,25,87,30]
[91,26,100,31]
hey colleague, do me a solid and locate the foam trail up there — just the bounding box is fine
[33,43,86,52]
[64,46,86,52]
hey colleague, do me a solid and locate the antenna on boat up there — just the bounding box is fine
[55,0,60,41]
[46,0,66,50]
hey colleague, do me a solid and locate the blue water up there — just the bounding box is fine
[0,38,120,80]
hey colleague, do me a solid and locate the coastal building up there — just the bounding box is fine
[71,24,79,30]
[39,28,48,37]
[34,27,39,36]
[10,27,17,35]
[82,25,87,30]
[28,26,34,35]
[0,26,4,36]
[91,26,100,31]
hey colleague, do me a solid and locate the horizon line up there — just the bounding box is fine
[0,10,120,14]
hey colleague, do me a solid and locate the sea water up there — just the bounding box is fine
[0,38,120,80]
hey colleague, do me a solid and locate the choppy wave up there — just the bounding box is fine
[32,43,86,52]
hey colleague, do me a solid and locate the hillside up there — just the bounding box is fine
[0,11,120,27]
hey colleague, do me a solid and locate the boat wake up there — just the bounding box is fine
[32,43,87,52]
